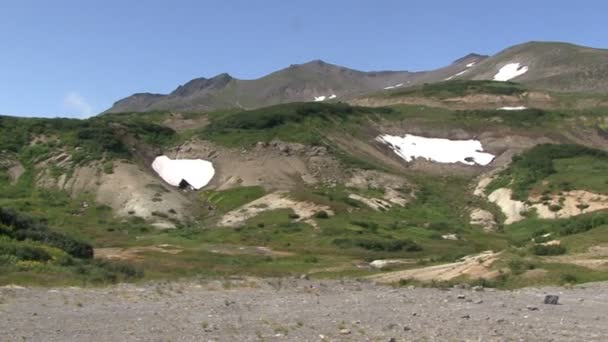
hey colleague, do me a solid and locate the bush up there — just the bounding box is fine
[333,238,422,252]
[314,211,329,219]
[0,244,51,262]
[531,244,566,256]
[205,102,392,132]
[0,207,93,258]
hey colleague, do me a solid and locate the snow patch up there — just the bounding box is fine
[376,134,495,166]
[445,70,468,81]
[493,63,529,81]
[466,62,476,67]
[152,156,214,190]
[314,94,337,101]
[384,83,405,90]
[498,106,527,111]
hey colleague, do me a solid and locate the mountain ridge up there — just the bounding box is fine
[105,41,608,114]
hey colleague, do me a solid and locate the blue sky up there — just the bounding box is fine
[1,0,607,118]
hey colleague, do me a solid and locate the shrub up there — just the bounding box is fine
[531,244,566,256]
[548,204,562,212]
[333,238,422,252]
[0,207,93,258]
[314,211,329,219]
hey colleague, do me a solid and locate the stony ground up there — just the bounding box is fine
[1,278,608,341]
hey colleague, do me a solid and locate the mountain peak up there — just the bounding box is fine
[452,53,488,65]
[170,73,233,97]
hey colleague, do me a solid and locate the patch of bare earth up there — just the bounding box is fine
[349,91,555,110]
[94,244,183,261]
[369,251,502,283]
[346,169,412,208]
[545,245,608,271]
[36,156,193,225]
[168,139,343,191]
[162,112,209,132]
[207,245,294,257]
[470,208,497,232]
[218,192,333,228]
[530,190,608,219]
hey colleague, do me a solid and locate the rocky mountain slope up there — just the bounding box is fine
[106,41,608,114]
[105,55,486,113]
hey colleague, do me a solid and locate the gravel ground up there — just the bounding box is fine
[1,278,608,341]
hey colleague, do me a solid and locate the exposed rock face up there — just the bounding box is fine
[488,188,527,224]
[470,208,498,232]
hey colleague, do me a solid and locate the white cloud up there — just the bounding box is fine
[63,92,94,117]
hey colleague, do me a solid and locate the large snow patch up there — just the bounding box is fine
[376,134,495,166]
[152,156,215,190]
[493,63,528,81]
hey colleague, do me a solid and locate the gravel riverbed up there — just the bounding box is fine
[1,278,607,341]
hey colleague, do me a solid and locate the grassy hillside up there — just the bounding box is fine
[487,144,608,200]
[2,98,608,288]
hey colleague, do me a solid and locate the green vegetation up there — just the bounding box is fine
[531,244,566,256]
[0,114,176,167]
[457,108,566,127]
[487,144,608,199]
[387,80,525,99]
[200,186,266,212]
[0,207,142,285]
[201,102,393,147]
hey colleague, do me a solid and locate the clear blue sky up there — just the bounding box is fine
[1,0,606,117]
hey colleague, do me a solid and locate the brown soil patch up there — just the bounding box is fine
[218,192,333,228]
[162,112,209,132]
[545,245,608,271]
[530,190,608,219]
[168,139,343,191]
[369,251,501,283]
[208,245,294,257]
[94,245,183,261]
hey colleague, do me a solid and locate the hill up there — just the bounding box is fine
[3,93,608,287]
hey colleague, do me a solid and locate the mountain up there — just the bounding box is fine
[105,55,488,113]
[106,41,608,114]
[4,40,608,289]
[450,42,608,93]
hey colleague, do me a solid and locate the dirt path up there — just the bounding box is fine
[2,279,608,341]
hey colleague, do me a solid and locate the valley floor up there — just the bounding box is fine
[1,279,608,341]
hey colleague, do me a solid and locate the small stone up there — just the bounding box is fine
[474,300,484,304]
[544,295,559,305]
[457,294,466,299]
[527,305,539,311]
[339,329,351,335]
[300,274,310,280]
[461,314,471,319]
[472,286,484,292]
[403,326,411,332]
